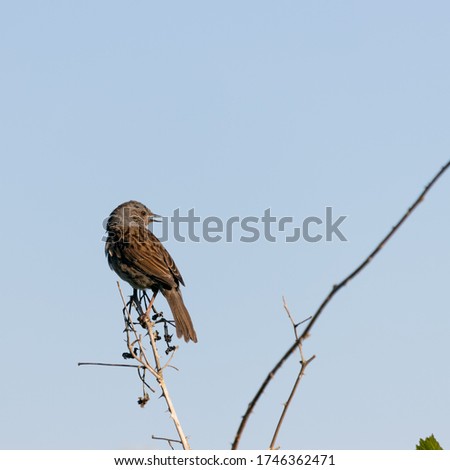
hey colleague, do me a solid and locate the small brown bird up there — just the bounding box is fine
[105,200,197,343]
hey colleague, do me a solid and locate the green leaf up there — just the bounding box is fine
[416,434,443,450]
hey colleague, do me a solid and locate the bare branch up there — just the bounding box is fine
[232,159,450,450]
[152,435,183,450]
[138,312,191,449]
[118,283,159,381]
[269,298,316,450]
[78,362,141,368]
[117,282,191,450]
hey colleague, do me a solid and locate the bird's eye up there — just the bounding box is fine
[141,210,147,217]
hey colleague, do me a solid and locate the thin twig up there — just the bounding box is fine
[78,362,141,368]
[118,283,159,380]
[161,347,179,371]
[138,367,156,394]
[119,284,157,377]
[152,435,183,450]
[78,361,156,392]
[232,159,450,450]
[269,298,316,450]
[143,312,162,373]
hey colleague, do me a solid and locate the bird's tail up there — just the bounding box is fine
[164,288,198,343]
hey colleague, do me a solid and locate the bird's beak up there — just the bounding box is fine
[149,213,162,223]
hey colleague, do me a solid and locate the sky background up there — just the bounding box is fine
[1,1,450,450]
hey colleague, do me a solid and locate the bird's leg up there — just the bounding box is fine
[141,291,151,310]
[146,293,163,320]
[131,288,145,316]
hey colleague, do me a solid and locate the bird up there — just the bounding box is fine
[105,200,197,343]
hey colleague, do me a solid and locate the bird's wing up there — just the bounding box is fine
[122,229,185,288]
[160,242,185,286]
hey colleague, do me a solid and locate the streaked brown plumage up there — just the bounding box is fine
[105,200,197,343]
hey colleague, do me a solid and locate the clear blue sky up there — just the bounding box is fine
[1,1,449,450]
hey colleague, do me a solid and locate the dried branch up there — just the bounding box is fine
[80,282,191,449]
[78,362,141,368]
[269,298,315,450]
[152,435,183,450]
[117,282,191,450]
[232,159,450,450]
[117,283,159,381]
[137,310,191,449]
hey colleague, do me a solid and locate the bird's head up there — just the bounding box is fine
[107,200,160,231]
